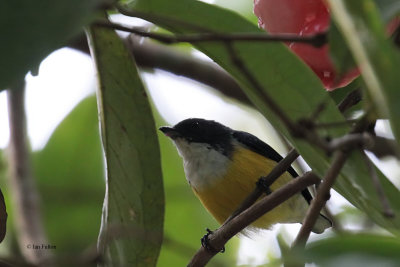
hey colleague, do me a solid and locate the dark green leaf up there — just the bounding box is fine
[0,0,102,89]
[33,95,104,253]
[299,234,400,267]
[328,22,358,80]
[328,0,400,78]
[87,17,164,266]
[329,1,400,144]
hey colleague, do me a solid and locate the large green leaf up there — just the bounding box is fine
[0,0,102,90]
[87,17,164,266]
[33,95,104,253]
[328,0,400,143]
[293,234,400,267]
[328,0,400,79]
[125,0,400,234]
[328,23,358,79]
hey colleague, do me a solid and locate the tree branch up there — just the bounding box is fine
[291,117,372,251]
[124,35,251,104]
[367,136,400,159]
[292,150,348,250]
[187,172,320,267]
[7,82,51,264]
[337,88,362,113]
[69,33,251,105]
[224,42,303,137]
[94,20,327,47]
[327,132,374,152]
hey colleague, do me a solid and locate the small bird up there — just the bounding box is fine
[160,118,331,234]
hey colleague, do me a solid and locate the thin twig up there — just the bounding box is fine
[124,35,251,105]
[94,20,327,47]
[7,83,51,264]
[69,33,251,105]
[360,151,395,218]
[187,172,320,267]
[225,41,334,151]
[292,151,348,249]
[337,88,362,113]
[224,42,301,136]
[367,136,400,159]
[327,132,374,152]
[312,119,359,129]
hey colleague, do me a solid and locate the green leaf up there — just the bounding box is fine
[87,17,164,266]
[33,95,104,253]
[0,0,102,90]
[328,22,358,79]
[296,234,400,266]
[328,0,400,78]
[125,0,400,233]
[328,0,400,143]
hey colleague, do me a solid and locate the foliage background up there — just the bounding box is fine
[0,0,400,266]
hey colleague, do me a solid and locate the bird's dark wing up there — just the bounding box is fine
[232,130,313,204]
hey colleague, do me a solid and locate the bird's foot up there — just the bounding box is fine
[201,228,225,253]
[256,177,272,195]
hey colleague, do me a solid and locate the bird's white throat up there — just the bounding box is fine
[172,138,230,190]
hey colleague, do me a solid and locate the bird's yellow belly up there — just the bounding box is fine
[192,147,307,229]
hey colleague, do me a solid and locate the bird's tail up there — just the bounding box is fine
[311,214,332,234]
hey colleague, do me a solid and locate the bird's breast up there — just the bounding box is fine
[180,143,230,190]
[190,146,308,227]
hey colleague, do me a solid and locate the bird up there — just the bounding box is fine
[160,118,331,234]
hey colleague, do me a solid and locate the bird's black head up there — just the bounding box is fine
[159,118,233,155]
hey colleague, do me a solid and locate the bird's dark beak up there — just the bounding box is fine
[159,126,180,139]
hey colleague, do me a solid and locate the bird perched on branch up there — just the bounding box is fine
[160,118,331,234]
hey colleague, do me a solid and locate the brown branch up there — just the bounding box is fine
[367,136,400,159]
[187,172,320,267]
[224,42,303,138]
[292,150,348,249]
[69,33,251,105]
[327,132,374,152]
[337,88,362,113]
[7,83,51,264]
[292,113,373,253]
[223,41,338,153]
[94,20,327,47]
